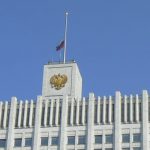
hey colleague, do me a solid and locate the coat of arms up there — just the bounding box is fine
[50,74,68,90]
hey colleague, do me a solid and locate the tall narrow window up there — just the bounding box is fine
[127,103,130,122]
[0,139,6,148]
[67,105,71,125]
[133,102,136,122]
[94,104,97,124]
[15,108,19,128]
[41,107,45,126]
[26,107,30,127]
[100,104,103,123]
[47,106,50,126]
[32,107,35,126]
[139,103,142,122]
[58,106,61,125]
[21,108,24,127]
[79,105,82,125]
[6,108,10,128]
[106,103,109,123]
[121,102,124,123]
[85,105,88,124]
[52,106,56,126]
[112,104,114,122]
[0,108,4,128]
[73,105,77,125]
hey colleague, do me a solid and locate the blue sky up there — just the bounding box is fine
[0,1,150,100]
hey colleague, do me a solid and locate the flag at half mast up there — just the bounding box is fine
[56,40,64,51]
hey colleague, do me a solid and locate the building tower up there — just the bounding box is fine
[0,60,149,150]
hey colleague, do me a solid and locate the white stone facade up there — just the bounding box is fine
[0,61,149,150]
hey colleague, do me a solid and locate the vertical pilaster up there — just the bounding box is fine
[29,100,33,127]
[49,99,54,126]
[0,102,2,128]
[18,100,22,128]
[86,93,94,150]
[70,98,74,125]
[33,96,42,150]
[6,97,17,150]
[142,90,149,150]
[82,97,85,125]
[103,96,106,124]
[59,96,68,150]
[108,96,112,124]
[44,100,48,127]
[97,96,100,124]
[3,101,8,128]
[135,95,139,123]
[55,98,59,126]
[124,95,127,123]
[129,95,133,123]
[23,100,28,127]
[114,91,121,150]
[76,99,79,125]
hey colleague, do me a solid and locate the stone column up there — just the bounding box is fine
[142,90,149,150]
[59,95,68,150]
[32,96,42,150]
[86,93,95,150]
[114,91,121,150]
[6,97,17,150]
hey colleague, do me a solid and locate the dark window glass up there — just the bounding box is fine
[68,105,71,125]
[0,139,6,148]
[51,137,59,145]
[14,138,22,147]
[105,134,113,144]
[133,134,141,143]
[47,106,50,126]
[85,105,88,124]
[0,109,4,128]
[133,147,141,150]
[94,104,97,124]
[122,134,130,143]
[78,136,86,145]
[73,105,77,124]
[106,103,109,123]
[41,107,45,126]
[67,136,75,145]
[95,135,102,144]
[15,108,19,127]
[122,148,130,150]
[6,108,10,128]
[127,103,130,122]
[121,103,124,122]
[41,137,48,146]
[58,106,61,125]
[112,104,114,122]
[26,107,30,127]
[105,149,113,150]
[25,138,32,147]
[100,104,103,123]
[52,106,56,125]
[21,108,24,127]
[32,107,35,126]
[133,102,136,122]
[79,105,82,124]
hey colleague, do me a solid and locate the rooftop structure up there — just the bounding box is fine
[0,61,149,150]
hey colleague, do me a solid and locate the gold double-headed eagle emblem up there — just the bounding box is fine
[50,74,68,90]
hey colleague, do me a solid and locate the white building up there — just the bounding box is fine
[0,61,149,150]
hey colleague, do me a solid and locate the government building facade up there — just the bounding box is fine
[0,61,149,150]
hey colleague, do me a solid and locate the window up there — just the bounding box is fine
[105,149,113,150]
[67,136,75,145]
[25,138,32,147]
[105,134,113,144]
[95,135,102,144]
[41,137,48,146]
[51,137,59,145]
[122,134,130,143]
[0,139,6,148]
[122,148,130,150]
[14,138,22,147]
[133,133,141,143]
[133,147,141,150]
[78,136,86,145]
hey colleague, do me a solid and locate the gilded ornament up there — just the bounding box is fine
[50,74,68,90]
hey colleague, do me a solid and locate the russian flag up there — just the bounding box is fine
[56,40,64,51]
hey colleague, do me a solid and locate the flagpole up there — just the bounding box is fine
[63,12,68,64]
